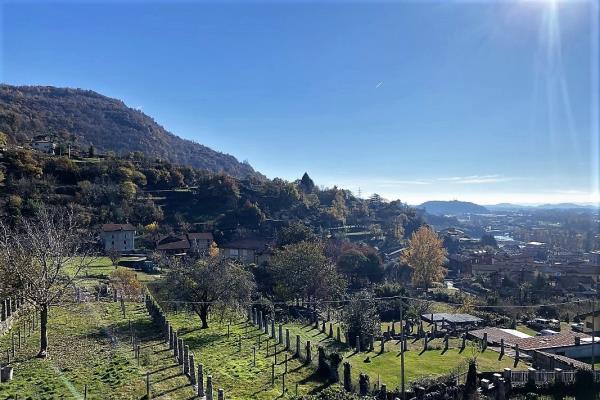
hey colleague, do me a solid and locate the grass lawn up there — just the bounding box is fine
[66,257,158,290]
[278,320,528,391]
[343,337,527,389]
[0,300,195,399]
[166,311,329,399]
[516,324,538,337]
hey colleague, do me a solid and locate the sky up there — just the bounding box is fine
[1,0,599,205]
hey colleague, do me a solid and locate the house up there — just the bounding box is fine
[31,139,56,154]
[187,232,214,252]
[577,310,600,335]
[155,232,214,255]
[101,224,136,252]
[220,238,272,264]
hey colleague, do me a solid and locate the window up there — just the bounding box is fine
[230,249,239,257]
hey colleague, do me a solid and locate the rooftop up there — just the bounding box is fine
[421,313,483,324]
[102,223,136,232]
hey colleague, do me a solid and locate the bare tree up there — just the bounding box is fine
[163,256,255,328]
[0,207,93,358]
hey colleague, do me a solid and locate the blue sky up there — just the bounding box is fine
[1,0,598,204]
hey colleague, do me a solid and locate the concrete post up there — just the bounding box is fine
[184,345,190,375]
[218,388,224,400]
[482,332,488,351]
[206,375,214,400]
[306,341,312,363]
[296,335,301,357]
[271,319,276,339]
[343,362,352,392]
[337,326,341,342]
[279,324,283,344]
[189,354,196,384]
[500,338,505,357]
[356,336,361,353]
[198,364,205,397]
[178,339,184,366]
[285,328,290,350]
[444,334,449,351]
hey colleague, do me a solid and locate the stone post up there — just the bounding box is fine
[296,335,301,357]
[1,300,6,321]
[343,362,352,392]
[271,319,276,339]
[258,311,263,329]
[173,333,179,358]
[496,378,506,400]
[444,334,449,352]
[355,336,361,353]
[359,373,370,396]
[285,328,290,350]
[554,368,563,383]
[380,337,385,354]
[306,341,312,363]
[515,344,520,363]
[461,333,466,350]
[178,338,184,366]
[337,326,341,342]
[279,324,283,345]
[423,332,428,351]
[329,323,333,338]
[500,338,505,358]
[169,326,174,349]
[321,319,326,333]
[189,354,196,384]
[482,332,488,351]
[381,383,387,399]
[206,375,214,400]
[197,364,205,397]
[184,345,190,375]
[527,367,535,384]
[218,388,225,400]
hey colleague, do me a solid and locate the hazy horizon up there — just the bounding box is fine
[2,0,599,205]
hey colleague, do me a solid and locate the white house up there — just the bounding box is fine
[101,223,136,252]
[31,139,56,155]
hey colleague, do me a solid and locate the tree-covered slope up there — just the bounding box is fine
[0,84,260,178]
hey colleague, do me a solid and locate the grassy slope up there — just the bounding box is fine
[280,320,528,390]
[0,257,193,400]
[166,311,328,399]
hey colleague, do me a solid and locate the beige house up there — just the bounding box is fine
[220,238,272,264]
[102,223,136,252]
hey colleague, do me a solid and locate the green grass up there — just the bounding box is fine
[516,324,538,337]
[66,257,158,290]
[0,301,195,399]
[166,311,329,399]
[276,319,528,391]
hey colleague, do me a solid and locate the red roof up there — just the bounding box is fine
[102,223,136,232]
[515,331,591,351]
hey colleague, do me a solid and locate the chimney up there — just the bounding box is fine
[575,336,581,346]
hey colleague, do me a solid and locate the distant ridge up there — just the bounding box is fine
[0,84,261,179]
[418,200,489,215]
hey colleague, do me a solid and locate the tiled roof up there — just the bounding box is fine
[221,238,270,250]
[469,327,530,346]
[515,331,591,351]
[187,232,214,241]
[102,223,136,232]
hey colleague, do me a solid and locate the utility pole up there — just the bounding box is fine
[400,297,405,400]
[593,299,597,383]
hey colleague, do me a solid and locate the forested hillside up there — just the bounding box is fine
[0,85,259,178]
[0,147,423,250]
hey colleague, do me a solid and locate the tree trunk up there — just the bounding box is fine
[200,305,209,329]
[38,303,49,358]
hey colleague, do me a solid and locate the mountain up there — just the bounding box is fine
[418,200,489,215]
[0,84,260,178]
[487,202,599,211]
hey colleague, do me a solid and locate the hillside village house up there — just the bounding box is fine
[155,232,214,254]
[31,139,56,154]
[101,223,136,252]
[220,238,272,264]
